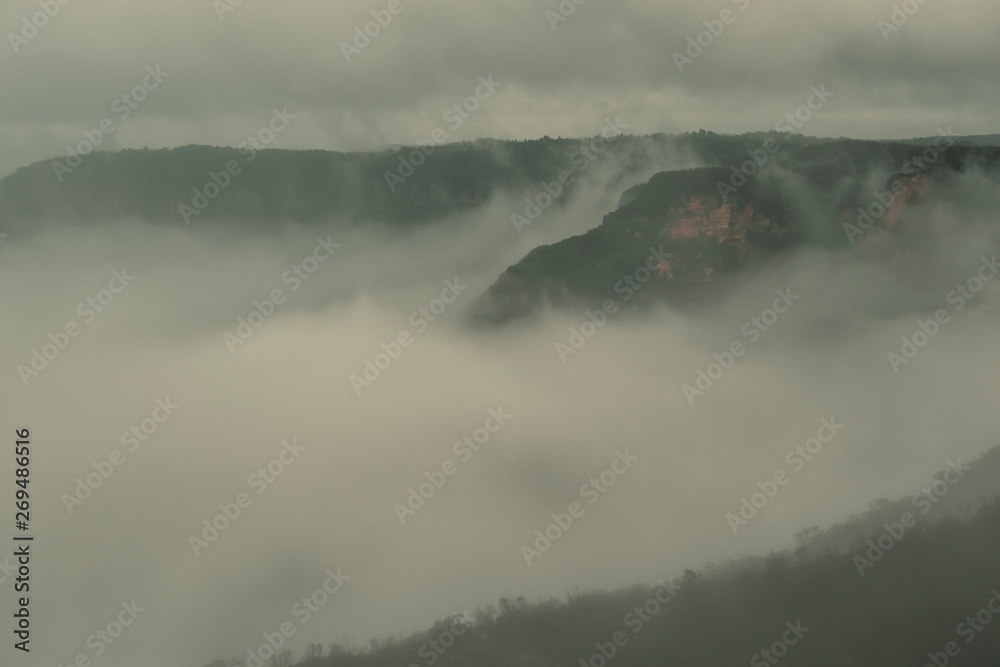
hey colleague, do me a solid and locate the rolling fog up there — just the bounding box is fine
[1,0,998,664]
[2,164,1000,667]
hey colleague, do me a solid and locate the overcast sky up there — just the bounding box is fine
[1,0,998,178]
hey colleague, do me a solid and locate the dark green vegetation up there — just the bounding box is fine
[0,133,779,230]
[0,132,868,233]
[208,449,1000,667]
[472,140,1000,324]
[5,133,1000,326]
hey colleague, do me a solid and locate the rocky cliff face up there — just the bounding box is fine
[469,166,797,324]
[4,136,998,328]
[657,198,787,284]
[471,142,1000,325]
[885,174,933,229]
